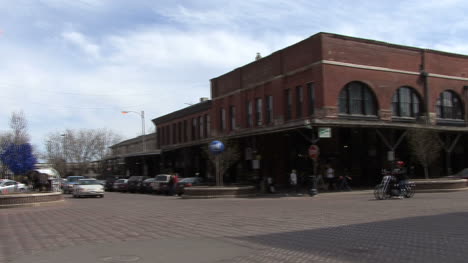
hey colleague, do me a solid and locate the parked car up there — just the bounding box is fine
[113,179,129,192]
[127,176,148,193]
[176,177,205,195]
[63,176,85,194]
[0,179,27,194]
[72,178,104,198]
[104,177,118,192]
[151,174,172,194]
[141,178,156,193]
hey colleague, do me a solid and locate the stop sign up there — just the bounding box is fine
[308,145,320,159]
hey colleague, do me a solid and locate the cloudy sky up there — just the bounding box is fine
[1,0,467,151]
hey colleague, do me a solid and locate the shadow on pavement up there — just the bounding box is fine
[233,212,468,262]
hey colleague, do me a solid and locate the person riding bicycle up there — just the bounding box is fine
[393,160,409,196]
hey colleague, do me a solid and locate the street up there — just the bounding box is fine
[2,190,468,262]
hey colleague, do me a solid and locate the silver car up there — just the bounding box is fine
[72,179,104,198]
[0,179,27,194]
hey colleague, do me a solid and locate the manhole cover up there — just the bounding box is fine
[100,255,141,262]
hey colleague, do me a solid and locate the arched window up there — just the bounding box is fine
[436,90,464,120]
[392,86,422,118]
[339,82,377,116]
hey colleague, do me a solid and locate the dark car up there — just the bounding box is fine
[176,177,205,195]
[104,178,117,192]
[127,176,148,193]
[141,178,156,193]
[113,179,128,192]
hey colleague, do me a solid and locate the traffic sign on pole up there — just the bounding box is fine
[308,145,320,159]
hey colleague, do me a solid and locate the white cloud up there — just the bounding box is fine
[2,0,468,153]
[62,31,101,59]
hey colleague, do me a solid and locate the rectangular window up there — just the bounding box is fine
[178,122,182,143]
[265,95,273,124]
[247,101,253,127]
[230,106,236,131]
[255,98,262,126]
[203,114,208,138]
[206,114,211,137]
[172,123,176,144]
[191,118,196,140]
[285,89,291,120]
[199,116,204,138]
[183,120,187,142]
[296,86,303,118]
[307,83,315,115]
[220,108,226,131]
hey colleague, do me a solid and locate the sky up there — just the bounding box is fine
[1,0,468,152]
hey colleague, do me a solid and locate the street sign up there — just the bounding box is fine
[308,145,320,159]
[319,127,332,138]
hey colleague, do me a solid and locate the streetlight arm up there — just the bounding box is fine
[122,110,146,152]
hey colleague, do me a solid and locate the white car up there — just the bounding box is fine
[0,179,27,194]
[72,179,104,198]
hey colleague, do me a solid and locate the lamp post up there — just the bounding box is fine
[121,110,146,152]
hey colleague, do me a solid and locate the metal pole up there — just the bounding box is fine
[141,110,146,152]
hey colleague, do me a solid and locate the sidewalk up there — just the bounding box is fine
[256,187,374,198]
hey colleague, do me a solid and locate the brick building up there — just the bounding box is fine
[154,32,468,187]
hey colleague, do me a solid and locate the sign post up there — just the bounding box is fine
[209,140,225,186]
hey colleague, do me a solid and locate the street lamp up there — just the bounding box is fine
[121,110,146,152]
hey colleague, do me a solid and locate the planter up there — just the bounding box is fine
[411,178,468,192]
[0,192,64,208]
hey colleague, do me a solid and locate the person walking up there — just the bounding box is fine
[289,169,299,194]
[325,164,336,191]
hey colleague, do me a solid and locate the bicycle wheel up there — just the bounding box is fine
[404,184,415,198]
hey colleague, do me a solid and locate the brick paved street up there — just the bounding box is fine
[2,190,468,263]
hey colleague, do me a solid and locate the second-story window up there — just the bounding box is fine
[183,120,187,142]
[285,89,292,120]
[206,114,211,137]
[255,98,262,126]
[199,116,204,138]
[247,101,253,127]
[230,106,236,131]
[220,108,226,131]
[265,95,273,124]
[307,83,315,115]
[296,86,303,118]
[191,118,196,140]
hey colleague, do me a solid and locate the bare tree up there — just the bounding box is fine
[202,139,241,186]
[0,111,33,178]
[44,128,122,176]
[9,111,30,144]
[407,129,442,179]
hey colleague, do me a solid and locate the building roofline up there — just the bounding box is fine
[152,100,212,125]
[210,32,468,82]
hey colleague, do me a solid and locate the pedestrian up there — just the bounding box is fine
[289,169,299,194]
[267,176,275,193]
[337,168,352,191]
[325,164,336,191]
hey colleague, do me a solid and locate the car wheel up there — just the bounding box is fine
[100,195,104,198]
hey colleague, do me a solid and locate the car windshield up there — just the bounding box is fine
[180,178,196,183]
[155,175,169,181]
[78,180,99,185]
[68,177,85,183]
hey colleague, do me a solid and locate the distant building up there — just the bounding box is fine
[104,133,160,178]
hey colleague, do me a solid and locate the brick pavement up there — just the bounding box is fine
[2,191,468,262]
